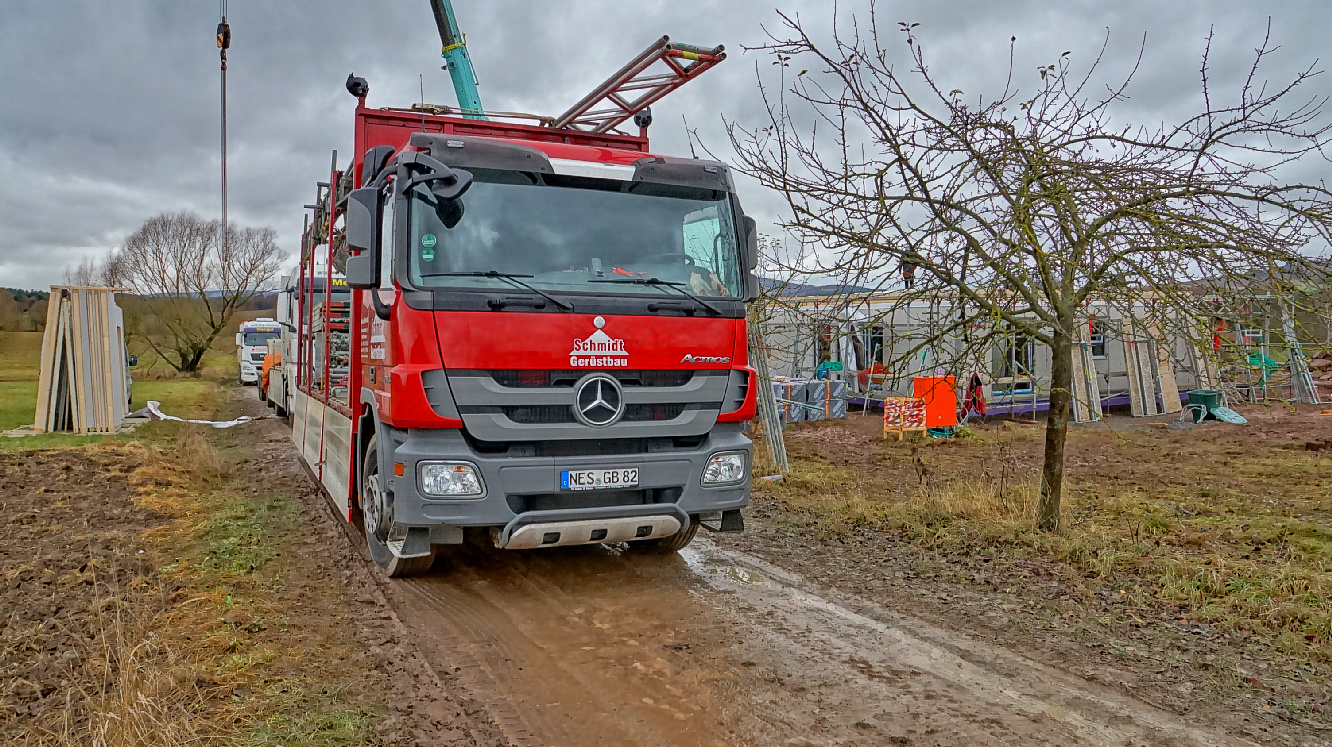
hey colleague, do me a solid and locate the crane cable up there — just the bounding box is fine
[217,1,231,255]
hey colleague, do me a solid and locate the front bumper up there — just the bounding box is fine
[239,363,258,383]
[384,422,751,530]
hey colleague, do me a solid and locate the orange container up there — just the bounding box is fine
[912,376,958,428]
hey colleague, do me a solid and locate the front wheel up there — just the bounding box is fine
[629,519,698,554]
[258,381,268,402]
[361,434,435,577]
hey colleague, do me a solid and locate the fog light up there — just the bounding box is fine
[418,462,484,497]
[702,452,746,485]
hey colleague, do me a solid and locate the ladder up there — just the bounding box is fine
[552,36,726,134]
[1281,302,1322,404]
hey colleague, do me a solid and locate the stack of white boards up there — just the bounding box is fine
[33,286,130,434]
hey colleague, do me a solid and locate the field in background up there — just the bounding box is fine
[0,332,43,431]
[0,329,241,436]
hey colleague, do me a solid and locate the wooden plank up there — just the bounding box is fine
[60,299,81,433]
[82,290,102,432]
[1084,328,1103,421]
[69,290,89,434]
[98,290,115,431]
[33,290,64,433]
[1148,324,1183,414]
[1123,320,1158,417]
[1123,336,1145,417]
[1071,326,1093,422]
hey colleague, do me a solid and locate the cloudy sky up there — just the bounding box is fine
[1,1,1329,290]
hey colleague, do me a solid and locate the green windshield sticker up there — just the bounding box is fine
[420,247,435,261]
[421,233,437,248]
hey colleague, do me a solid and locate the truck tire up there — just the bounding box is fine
[631,519,698,554]
[361,434,435,577]
[258,382,267,403]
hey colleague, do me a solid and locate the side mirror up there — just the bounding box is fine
[346,253,378,291]
[235,333,244,347]
[128,354,138,367]
[741,216,759,271]
[742,215,759,301]
[345,187,382,289]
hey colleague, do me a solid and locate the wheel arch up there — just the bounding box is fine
[355,388,390,519]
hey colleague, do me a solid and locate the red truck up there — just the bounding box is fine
[289,52,756,576]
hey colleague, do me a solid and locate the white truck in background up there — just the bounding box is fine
[235,318,281,386]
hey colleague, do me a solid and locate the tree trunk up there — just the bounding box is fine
[1038,330,1073,532]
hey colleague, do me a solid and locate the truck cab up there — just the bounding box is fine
[235,318,281,385]
[293,87,756,577]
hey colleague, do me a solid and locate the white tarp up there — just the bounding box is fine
[141,401,267,429]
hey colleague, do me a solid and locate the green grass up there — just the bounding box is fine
[238,702,380,747]
[130,379,220,418]
[0,380,37,429]
[198,496,286,576]
[0,331,43,381]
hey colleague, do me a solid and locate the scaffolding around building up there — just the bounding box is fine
[752,290,1329,424]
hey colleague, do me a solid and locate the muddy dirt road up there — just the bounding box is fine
[378,538,1250,747]
[238,397,1255,746]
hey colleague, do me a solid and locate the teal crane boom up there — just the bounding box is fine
[428,0,486,120]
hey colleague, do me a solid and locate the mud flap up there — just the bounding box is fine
[698,509,744,533]
[388,525,434,559]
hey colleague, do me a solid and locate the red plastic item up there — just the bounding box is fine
[912,376,958,428]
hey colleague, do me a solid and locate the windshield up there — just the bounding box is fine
[406,169,741,298]
[243,331,279,346]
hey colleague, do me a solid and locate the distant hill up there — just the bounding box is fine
[4,288,49,311]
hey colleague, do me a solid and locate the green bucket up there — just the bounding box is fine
[1187,390,1221,423]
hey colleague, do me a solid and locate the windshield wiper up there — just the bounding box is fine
[419,270,573,311]
[589,277,722,315]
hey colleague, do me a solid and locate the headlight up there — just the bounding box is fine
[701,452,747,486]
[418,462,485,497]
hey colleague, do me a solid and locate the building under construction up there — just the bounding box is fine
[755,290,1331,423]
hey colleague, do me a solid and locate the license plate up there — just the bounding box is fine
[561,468,639,491]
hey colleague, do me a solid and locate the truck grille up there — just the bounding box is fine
[490,403,688,425]
[446,369,729,441]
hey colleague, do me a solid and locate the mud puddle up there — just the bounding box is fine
[380,537,1250,746]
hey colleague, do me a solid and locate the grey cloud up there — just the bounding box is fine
[1,1,1329,289]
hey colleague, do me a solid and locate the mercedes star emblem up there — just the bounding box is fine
[574,374,624,427]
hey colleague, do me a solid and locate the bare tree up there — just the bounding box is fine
[62,256,106,286]
[106,211,283,373]
[726,9,1332,531]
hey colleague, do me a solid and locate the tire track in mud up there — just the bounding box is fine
[682,541,1257,746]
[382,537,1257,746]
[392,546,768,745]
